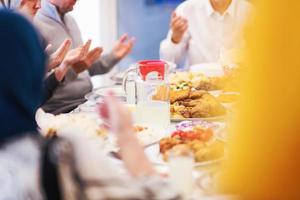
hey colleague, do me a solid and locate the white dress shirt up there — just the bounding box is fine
[160,0,253,67]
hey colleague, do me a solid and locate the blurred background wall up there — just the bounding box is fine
[71,0,184,86]
[117,0,184,70]
[72,0,184,70]
[71,0,117,51]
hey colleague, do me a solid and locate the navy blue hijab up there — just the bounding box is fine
[0,10,46,140]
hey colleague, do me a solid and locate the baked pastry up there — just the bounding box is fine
[170,88,190,103]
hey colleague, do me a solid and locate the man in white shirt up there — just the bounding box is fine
[160,0,253,67]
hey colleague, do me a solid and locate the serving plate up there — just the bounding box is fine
[85,85,126,102]
[208,90,223,97]
[189,63,224,77]
[171,115,227,122]
[103,127,166,152]
[110,71,126,84]
[144,144,224,168]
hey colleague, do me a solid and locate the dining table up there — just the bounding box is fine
[38,63,237,199]
[71,80,232,200]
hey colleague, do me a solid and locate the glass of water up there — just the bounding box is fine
[135,79,170,130]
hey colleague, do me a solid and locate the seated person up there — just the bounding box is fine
[0,0,101,103]
[160,0,253,67]
[0,10,180,200]
[34,0,135,114]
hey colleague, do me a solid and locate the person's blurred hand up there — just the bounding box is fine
[112,34,135,59]
[45,44,52,53]
[170,12,188,44]
[98,92,133,136]
[54,44,91,81]
[64,46,86,66]
[72,39,103,74]
[47,39,72,70]
[98,93,156,177]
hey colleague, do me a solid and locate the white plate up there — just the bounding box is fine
[208,90,223,97]
[104,127,166,152]
[111,71,126,84]
[85,85,126,102]
[136,128,166,147]
[145,144,223,168]
[171,115,227,122]
[189,63,224,77]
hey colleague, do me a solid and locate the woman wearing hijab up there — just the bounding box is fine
[0,10,181,200]
[0,0,101,104]
[0,8,45,137]
[0,8,47,199]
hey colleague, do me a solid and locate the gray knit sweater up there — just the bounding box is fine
[34,0,119,114]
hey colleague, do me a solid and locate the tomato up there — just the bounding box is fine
[171,132,178,137]
[174,130,198,140]
[180,131,187,138]
[171,130,183,137]
[189,132,198,140]
[172,129,205,140]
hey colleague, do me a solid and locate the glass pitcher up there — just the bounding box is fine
[123,60,171,129]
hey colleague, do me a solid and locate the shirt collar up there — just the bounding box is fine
[205,0,237,18]
[40,0,64,24]
[204,0,215,17]
[225,0,237,18]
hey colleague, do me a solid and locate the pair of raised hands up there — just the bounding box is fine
[47,34,135,81]
[46,39,102,81]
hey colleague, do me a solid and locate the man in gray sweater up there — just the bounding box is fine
[34,0,134,114]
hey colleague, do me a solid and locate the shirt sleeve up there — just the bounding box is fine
[88,52,121,76]
[160,30,190,65]
[159,4,190,66]
[42,71,60,104]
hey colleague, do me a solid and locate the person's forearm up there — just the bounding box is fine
[117,132,156,177]
[88,53,120,75]
[42,72,60,104]
[41,61,69,104]
[160,33,187,64]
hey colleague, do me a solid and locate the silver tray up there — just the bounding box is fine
[85,85,126,102]
[110,71,126,84]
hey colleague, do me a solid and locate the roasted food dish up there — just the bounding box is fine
[152,85,169,101]
[170,87,191,103]
[170,67,241,92]
[170,88,226,119]
[152,69,240,119]
[170,72,225,91]
[159,126,224,163]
